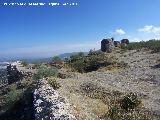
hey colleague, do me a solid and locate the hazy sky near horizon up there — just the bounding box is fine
[0,0,160,58]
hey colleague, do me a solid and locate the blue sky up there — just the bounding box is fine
[0,0,160,58]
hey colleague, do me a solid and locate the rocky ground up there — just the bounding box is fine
[56,49,160,120]
[0,49,159,120]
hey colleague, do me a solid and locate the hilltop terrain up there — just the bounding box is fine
[56,48,160,120]
[0,40,160,120]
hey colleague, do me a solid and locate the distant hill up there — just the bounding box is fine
[58,52,88,60]
[0,57,52,64]
[0,52,88,63]
[21,57,52,64]
[0,57,20,62]
[26,52,89,63]
[23,52,88,63]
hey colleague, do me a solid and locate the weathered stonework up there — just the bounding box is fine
[101,38,115,52]
[6,64,34,84]
[33,79,76,120]
[101,38,130,52]
[7,64,23,84]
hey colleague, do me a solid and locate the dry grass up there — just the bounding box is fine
[57,77,153,120]
[48,77,61,90]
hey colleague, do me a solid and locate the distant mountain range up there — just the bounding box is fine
[0,52,88,64]
[58,52,88,59]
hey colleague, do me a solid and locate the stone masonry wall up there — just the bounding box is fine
[33,79,76,120]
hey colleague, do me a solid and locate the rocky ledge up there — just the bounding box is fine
[33,79,76,120]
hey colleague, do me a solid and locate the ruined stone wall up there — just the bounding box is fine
[7,64,23,84]
[101,39,115,52]
[6,64,34,84]
[33,79,76,120]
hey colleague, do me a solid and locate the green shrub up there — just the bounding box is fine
[123,40,160,52]
[34,65,58,80]
[16,80,31,89]
[48,78,61,90]
[5,89,23,109]
[106,92,149,120]
[68,54,114,73]
[107,106,150,120]
[1,83,35,120]
[9,84,17,91]
[108,106,124,120]
[120,92,141,111]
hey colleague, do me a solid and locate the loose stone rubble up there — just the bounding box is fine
[33,79,76,120]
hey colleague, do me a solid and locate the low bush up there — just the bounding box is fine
[120,92,141,111]
[108,106,124,120]
[105,92,148,120]
[68,53,115,73]
[1,82,35,120]
[48,78,61,90]
[16,79,31,89]
[123,40,160,52]
[5,89,23,109]
[107,106,150,120]
[34,65,58,80]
